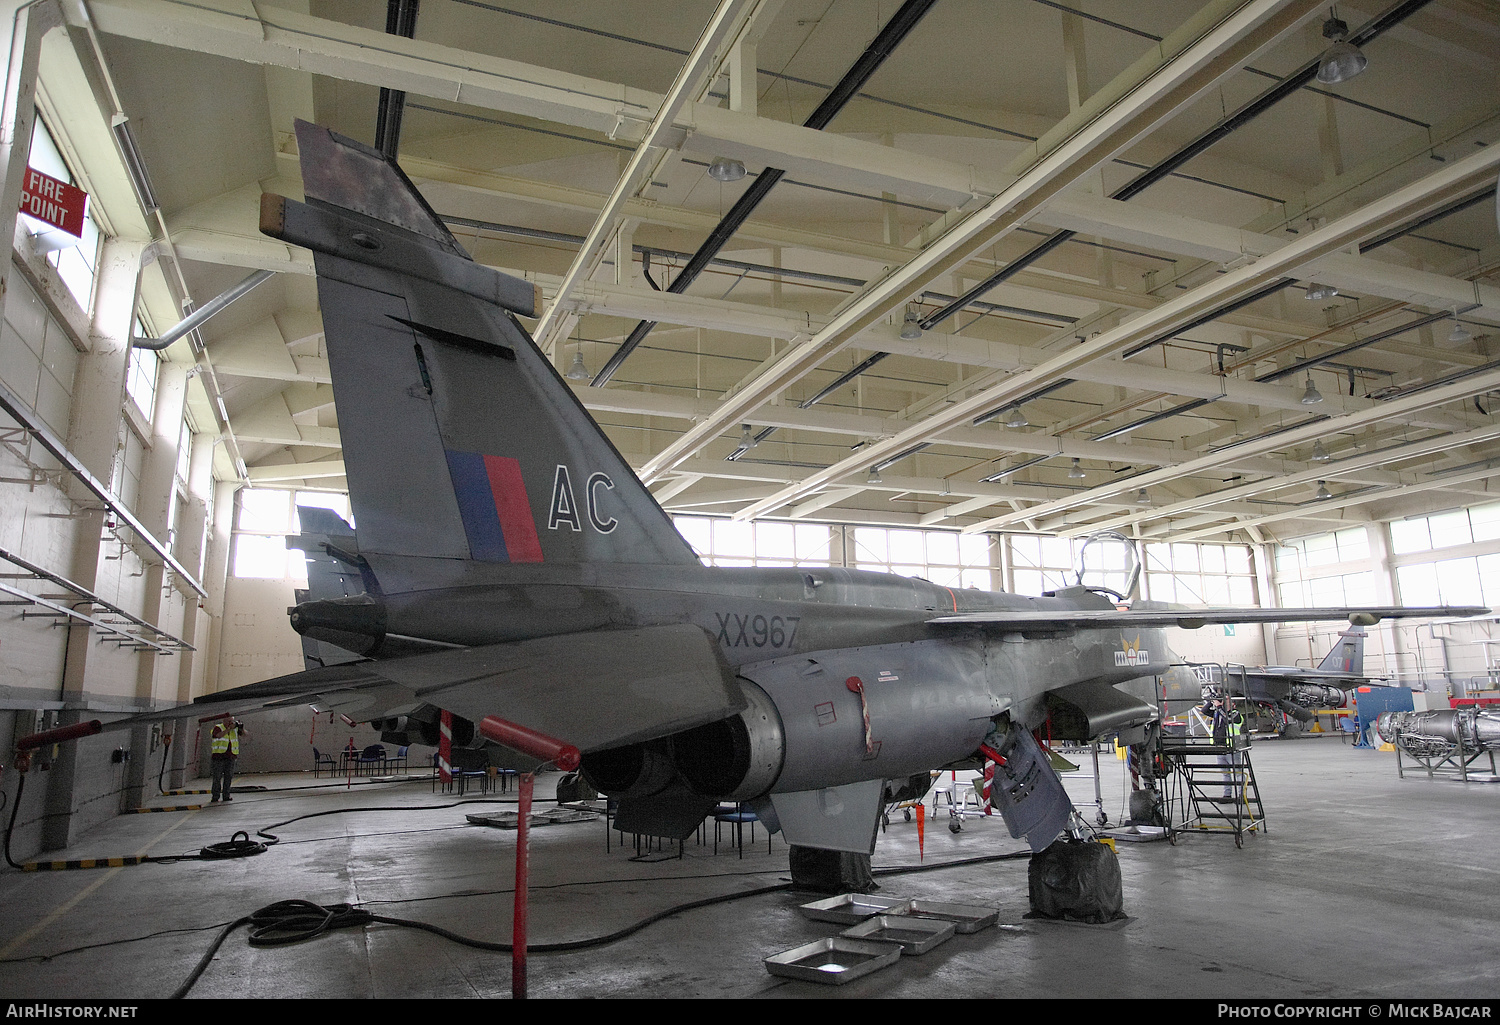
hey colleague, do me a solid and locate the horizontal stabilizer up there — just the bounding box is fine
[112,625,744,753]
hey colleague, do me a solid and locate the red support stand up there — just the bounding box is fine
[513,771,533,999]
[476,715,580,1001]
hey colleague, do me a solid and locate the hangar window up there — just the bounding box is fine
[175,417,192,485]
[233,489,353,579]
[853,527,992,590]
[673,516,832,568]
[1009,534,1146,599]
[23,117,102,311]
[1390,504,1500,555]
[125,342,158,423]
[1142,541,1255,605]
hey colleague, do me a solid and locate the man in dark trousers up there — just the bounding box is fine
[210,719,245,802]
[1209,697,1245,799]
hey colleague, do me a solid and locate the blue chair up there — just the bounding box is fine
[355,743,387,775]
[712,803,768,858]
[312,747,338,778]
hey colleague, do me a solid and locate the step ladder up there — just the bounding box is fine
[1159,733,1266,848]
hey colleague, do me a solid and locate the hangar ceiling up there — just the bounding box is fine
[46,0,1500,544]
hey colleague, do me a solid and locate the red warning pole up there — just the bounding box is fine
[476,716,579,1001]
[438,709,453,787]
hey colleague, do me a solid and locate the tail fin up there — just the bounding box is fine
[264,123,696,567]
[1316,629,1366,676]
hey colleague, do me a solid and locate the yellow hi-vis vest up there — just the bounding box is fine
[211,728,239,757]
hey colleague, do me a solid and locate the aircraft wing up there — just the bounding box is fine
[108,624,745,753]
[927,605,1489,630]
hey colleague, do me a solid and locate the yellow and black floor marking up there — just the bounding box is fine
[125,805,204,813]
[162,789,209,796]
[23,855,154,871]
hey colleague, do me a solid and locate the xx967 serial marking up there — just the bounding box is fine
[714,612,800,649]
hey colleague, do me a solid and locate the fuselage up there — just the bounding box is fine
[342,556,1171,733]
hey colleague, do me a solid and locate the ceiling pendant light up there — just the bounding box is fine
[1449,311,1472,344]
[1311,439,1331,462]
[1315,16,1368,85]
[1136,488,1151,506]
[566,348,589,381]
[1005,406,1029,429]
[1315,481,1333,501]
[707,156,746,182]
[1301,373,1324,405]
[900,307,924,340]
[738,423,759,450]
[1304,281,1338,301]
[867,466,883,484]
[1068,458,1086,479]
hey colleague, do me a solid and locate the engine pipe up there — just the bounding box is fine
[477,716,580,1000]
[16,719,101,751]
[477,717,580,771]
[13,720,102,772]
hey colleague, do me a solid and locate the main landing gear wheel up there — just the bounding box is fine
[903,809,912,822]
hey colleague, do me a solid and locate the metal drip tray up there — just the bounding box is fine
[841,914,955,954]
[797,893,908,925]
[764,937,903,984]
[895,899,1000,933]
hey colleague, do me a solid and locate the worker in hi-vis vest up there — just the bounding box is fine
[1209,697,1245,799]
[210,720,244,803]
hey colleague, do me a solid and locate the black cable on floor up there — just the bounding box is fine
[167,847,1038,996]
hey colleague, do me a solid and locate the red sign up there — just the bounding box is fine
[20,166,87,238]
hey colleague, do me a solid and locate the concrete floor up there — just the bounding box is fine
[2,735,1498,1000]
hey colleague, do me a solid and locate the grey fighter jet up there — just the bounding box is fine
[1163,630,1377,737]
[178,122,1482,857]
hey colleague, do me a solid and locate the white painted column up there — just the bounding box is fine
[47,236,143,848]
[131,361,187,710]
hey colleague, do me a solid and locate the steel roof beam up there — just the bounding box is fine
[734,139,1500,522]
[644,0,1326,491]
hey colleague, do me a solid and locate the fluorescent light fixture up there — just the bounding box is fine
[1316,17,1367,85]
[900,307,924,340]
[1068,458,1085,479]
[1301,374,1324,405]
[110,115,158,213]
[707,156,746,182]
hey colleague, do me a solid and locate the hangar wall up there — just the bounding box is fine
[0,177,217,855]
